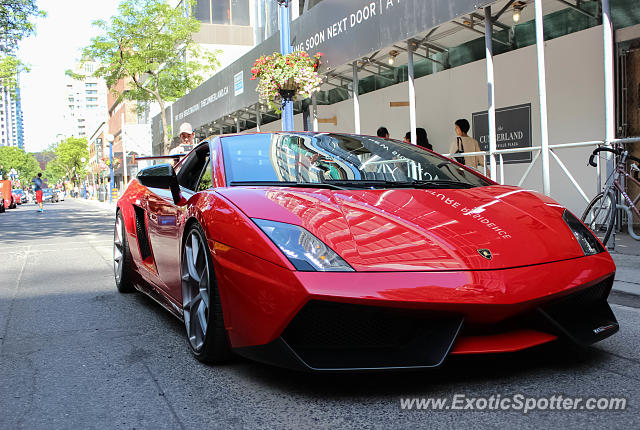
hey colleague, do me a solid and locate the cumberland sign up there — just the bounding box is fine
[472,104,533,164]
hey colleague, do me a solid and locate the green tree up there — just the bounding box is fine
[53,137,89,183]
[82,0,219,154]
[0,146,41,184]
[43,158,67,184]
[0,0,45,90]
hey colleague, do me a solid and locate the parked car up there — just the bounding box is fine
[113,132,619,371]
[42,188,56,203]
[0,180,16,209]
[54,189,65,201]
[12,189,27,204]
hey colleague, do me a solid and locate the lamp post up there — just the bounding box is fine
[106,133,115,203]
[276,0,294,131]
[80,157,87,199]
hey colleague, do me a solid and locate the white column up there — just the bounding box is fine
[602,0,615,145]
[407,40,417,145]
[352,61,361,134]
[312,93,318,132]
[534,0,551,196]
[484,7,497,181]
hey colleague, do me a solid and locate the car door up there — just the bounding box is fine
[146,142,212,301]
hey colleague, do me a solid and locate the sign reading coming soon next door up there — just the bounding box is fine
[472,103,532,164]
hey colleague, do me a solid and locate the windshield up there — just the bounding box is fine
[221,133,491,189]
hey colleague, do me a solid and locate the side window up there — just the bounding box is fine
[176,143,210,191]
[197,158,212,191]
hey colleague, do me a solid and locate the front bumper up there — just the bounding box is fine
[213,247,617,371]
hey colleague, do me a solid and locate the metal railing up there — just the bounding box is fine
[446,137,640,205]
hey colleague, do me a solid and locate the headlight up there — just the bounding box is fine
[562,210,605,256]
[253,219,354,272]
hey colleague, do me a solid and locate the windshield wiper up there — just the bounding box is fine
[404,180,476,189]
[229,181,348,190]
[323,179,476,189]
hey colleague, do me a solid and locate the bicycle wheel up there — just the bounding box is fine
[582,190,616,247]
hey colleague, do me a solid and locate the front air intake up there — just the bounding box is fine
[281,301,463,370]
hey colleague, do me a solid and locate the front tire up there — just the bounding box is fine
[181,223,231,363]
[582,190,616,247]
[114,211,135,293]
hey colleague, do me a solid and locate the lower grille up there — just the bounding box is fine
[282,301,463,369]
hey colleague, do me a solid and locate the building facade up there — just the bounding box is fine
[149,0,288,153]
[61,61,108,139]
[0,80,24,148]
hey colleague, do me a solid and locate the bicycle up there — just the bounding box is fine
[582,144,640,247]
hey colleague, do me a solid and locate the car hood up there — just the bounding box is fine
[216,185,587,271]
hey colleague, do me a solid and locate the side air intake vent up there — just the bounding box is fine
[133,205,152,260]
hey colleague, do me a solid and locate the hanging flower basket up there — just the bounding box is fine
[251,51,323,110]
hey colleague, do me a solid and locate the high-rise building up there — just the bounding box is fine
[61,61,108,139]
[0,77,25,149]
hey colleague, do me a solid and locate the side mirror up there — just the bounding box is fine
[137,163,182,204]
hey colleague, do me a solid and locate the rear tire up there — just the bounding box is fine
[114,211,135,293]
[181,222,232,364]
[582,190,616,247]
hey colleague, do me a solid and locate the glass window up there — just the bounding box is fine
[221,134,278,183]
[221,133,491,188]
[231,0,249,25]
[212,0,230,24]
[193,0,210,23]
[307,0,326,9]
[177,143,211,191]
[197,158,213,191]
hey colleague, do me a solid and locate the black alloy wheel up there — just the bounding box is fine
[181,223,231,363]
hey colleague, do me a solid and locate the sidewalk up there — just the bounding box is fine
[608,232,640,297]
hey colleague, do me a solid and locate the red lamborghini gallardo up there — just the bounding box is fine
[114,132,618,371]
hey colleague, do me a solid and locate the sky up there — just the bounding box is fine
[19,0,122,153]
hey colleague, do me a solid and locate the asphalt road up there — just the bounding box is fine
[1,199,639,429]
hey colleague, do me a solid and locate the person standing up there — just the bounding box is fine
[33,173,44,212]
[404,128,433,150]
[449,119,484,171]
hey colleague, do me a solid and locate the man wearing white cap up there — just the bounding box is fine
[179,122,195,147]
